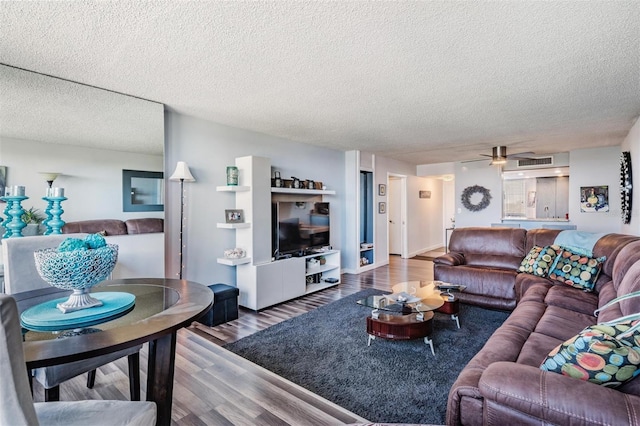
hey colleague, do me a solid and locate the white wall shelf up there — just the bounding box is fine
[217,257,251,266]
[305,262,340,277]
[271,188,336,195]
[216,185,250,192]
[216,222,251,229]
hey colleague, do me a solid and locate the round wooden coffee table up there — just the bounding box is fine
[358,281,445,355]
[366,311,435,355]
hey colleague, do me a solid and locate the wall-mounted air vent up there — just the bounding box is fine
[517,157,553,167]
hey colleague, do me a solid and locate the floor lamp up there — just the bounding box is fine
[169,161,196,279]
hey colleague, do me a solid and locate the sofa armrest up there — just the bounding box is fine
[479,362,640,425]
[433,252,465,266]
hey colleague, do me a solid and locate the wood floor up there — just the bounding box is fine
[32,255,434,425]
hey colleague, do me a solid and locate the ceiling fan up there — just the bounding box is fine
[465,146,535,165]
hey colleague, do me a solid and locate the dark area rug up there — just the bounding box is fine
[224,288,510,424]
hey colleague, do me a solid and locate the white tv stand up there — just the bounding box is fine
[218,156,340,311]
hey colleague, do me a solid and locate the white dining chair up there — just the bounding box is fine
[1,235,142,402]
[0,293,156,426]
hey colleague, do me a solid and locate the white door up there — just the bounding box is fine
[388,178,403,255]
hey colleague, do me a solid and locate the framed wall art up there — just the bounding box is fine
[580,186,609,213]
[0,166,6,198]
[225,209,244,223]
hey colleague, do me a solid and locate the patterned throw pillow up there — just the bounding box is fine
[540,321,640,388]
[518,245,562,277]
[548,248,605,292]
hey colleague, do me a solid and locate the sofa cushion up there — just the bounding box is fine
[62,219,127,236]
[524,228,562,252]
[125,218,164,234]
[543,284,599,316]
[447,228,525,271]
[540,321,640,388]
[593,233,640,279]
[548,248,605,292]
[517,332,564,367]
[534,305,596,341]
[611,240,640,293]
[518,245,562,277]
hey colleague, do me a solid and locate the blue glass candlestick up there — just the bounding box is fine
[0,195,29,238]
[42,196,55,235]
[43,196,67,235]
[1,201,11,237]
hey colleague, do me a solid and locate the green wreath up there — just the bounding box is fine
[461,185,492,212]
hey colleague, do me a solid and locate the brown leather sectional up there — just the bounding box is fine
[434,227,640,425]
[62,218,164,235]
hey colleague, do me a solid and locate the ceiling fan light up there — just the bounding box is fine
[490,146,508,165]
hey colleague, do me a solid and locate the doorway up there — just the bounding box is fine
[388,175,407,258]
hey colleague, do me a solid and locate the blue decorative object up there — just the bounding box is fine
[41,196,54,235]
[58,238,89,252]
[42,195,67,235]
[34,244,119,313]
[20,292,135,331]
[84,233,107,249]
[0,195,28,237]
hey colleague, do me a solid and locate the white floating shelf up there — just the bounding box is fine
[216,185,250,192]
[271,188,336,195]
[217,257,251,266]
[216,222,251,229]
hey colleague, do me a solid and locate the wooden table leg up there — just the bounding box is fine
[147,332,177,426]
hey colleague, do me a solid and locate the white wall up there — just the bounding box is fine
[374,155,419,265]
[448,147,623,234]
[406,175,443,256]
[569,147,621,233]
[0,137,163,222]
[454,160,503,227]
[164,111,345,285]
[621,117,640,236]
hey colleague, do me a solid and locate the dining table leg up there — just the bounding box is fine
[146,331,178,426]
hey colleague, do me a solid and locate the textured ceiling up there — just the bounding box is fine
[0,65,164,155]
[1,1,639,164]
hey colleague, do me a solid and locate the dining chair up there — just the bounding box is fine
[0,293,156,426]
[1,235,142,402]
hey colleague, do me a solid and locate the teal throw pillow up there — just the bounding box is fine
[548,248,605,292]
[541,320,640,388]
[518,245,562,277]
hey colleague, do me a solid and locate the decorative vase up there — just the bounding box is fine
[34,244,119,313]
[226,166,239,186]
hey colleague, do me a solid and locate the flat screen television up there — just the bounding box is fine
[272,201,330,257]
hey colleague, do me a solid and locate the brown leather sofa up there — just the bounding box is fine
[438,228,640,425]
[434,227,563,310]
[62,218,163,235]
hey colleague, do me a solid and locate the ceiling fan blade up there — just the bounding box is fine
[506,151,535,159]
[461,158,490,163]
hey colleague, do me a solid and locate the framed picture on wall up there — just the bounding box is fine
[419,190,431,199]
[580,186,609,213]
[378,202,386,214]
[0,166,6,200]
[378,184,386,196]
[225,209,244,223]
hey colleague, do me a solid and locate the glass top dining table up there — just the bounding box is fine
[13,278,213,426]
